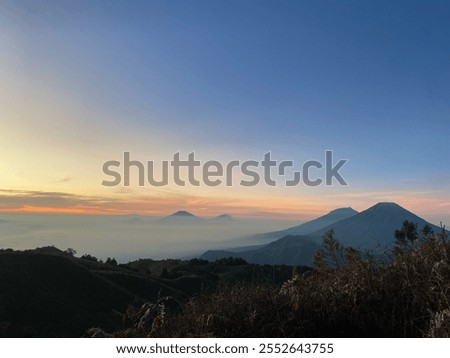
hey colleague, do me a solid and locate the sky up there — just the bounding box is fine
[1,0,450,224]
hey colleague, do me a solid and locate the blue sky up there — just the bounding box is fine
[1,0,449,222]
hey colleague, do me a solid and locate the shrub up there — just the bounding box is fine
[114,226,450,338]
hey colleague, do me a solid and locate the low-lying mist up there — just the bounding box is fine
[0,213,297,262]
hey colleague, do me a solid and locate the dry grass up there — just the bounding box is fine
[115,232,450,338]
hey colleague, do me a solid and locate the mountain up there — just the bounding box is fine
[127,215,144,224]
[200,249,240,261]
[276,207,358,236]
[201,235,320,266]
[245,235,321,266]
[308,202,444,249]
[211,214,235,222]
[167,210,196,218]
[160,211,203,223]
[201,202,446,266]
[246,207,358,243]
[200,207,358,264]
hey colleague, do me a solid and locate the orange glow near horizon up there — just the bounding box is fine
[0,185,449,225]
[0,205,127,216]
[0,193,326,221]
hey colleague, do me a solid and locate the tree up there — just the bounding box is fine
[437,222,448,243]
[81,254,99,262]
[64,248,77,257]
[313,248,328,272]
[313,229,346,270]
[421,224,434,240]
[345,247,361,264]
[394,220,419,255]
[106,257,118,266]
[322,229,345,268]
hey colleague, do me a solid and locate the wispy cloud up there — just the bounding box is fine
[0,189,119,213]
[0,188,317,219]
[55,176,73,183]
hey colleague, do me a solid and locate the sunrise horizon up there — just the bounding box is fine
[2,2,450,230]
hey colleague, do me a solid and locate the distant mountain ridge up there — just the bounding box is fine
[201,202,445,266]
[160,211,237,224]
[160,211,203,223]
[248,207,358,243]
[212,214,235,221]
[201,235,320,266]
[168,211,196,218]
[308,202,445,249]
[283,207,359,235]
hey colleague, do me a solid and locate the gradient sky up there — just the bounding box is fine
[1,0,450,223]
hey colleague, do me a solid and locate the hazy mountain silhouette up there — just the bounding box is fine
[201,235,320,266]
[159,211,203,224]
[167,210,196,218]
[308,202,444,249]
[211,214,235,222]
[245,207,358,243]
[127,215,144,224]
[201,207,358,260]
[201,203,445,265]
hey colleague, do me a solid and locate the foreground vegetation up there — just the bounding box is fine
[0,247,298,337]
[114,222,450,338]
[1,221,448,337]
